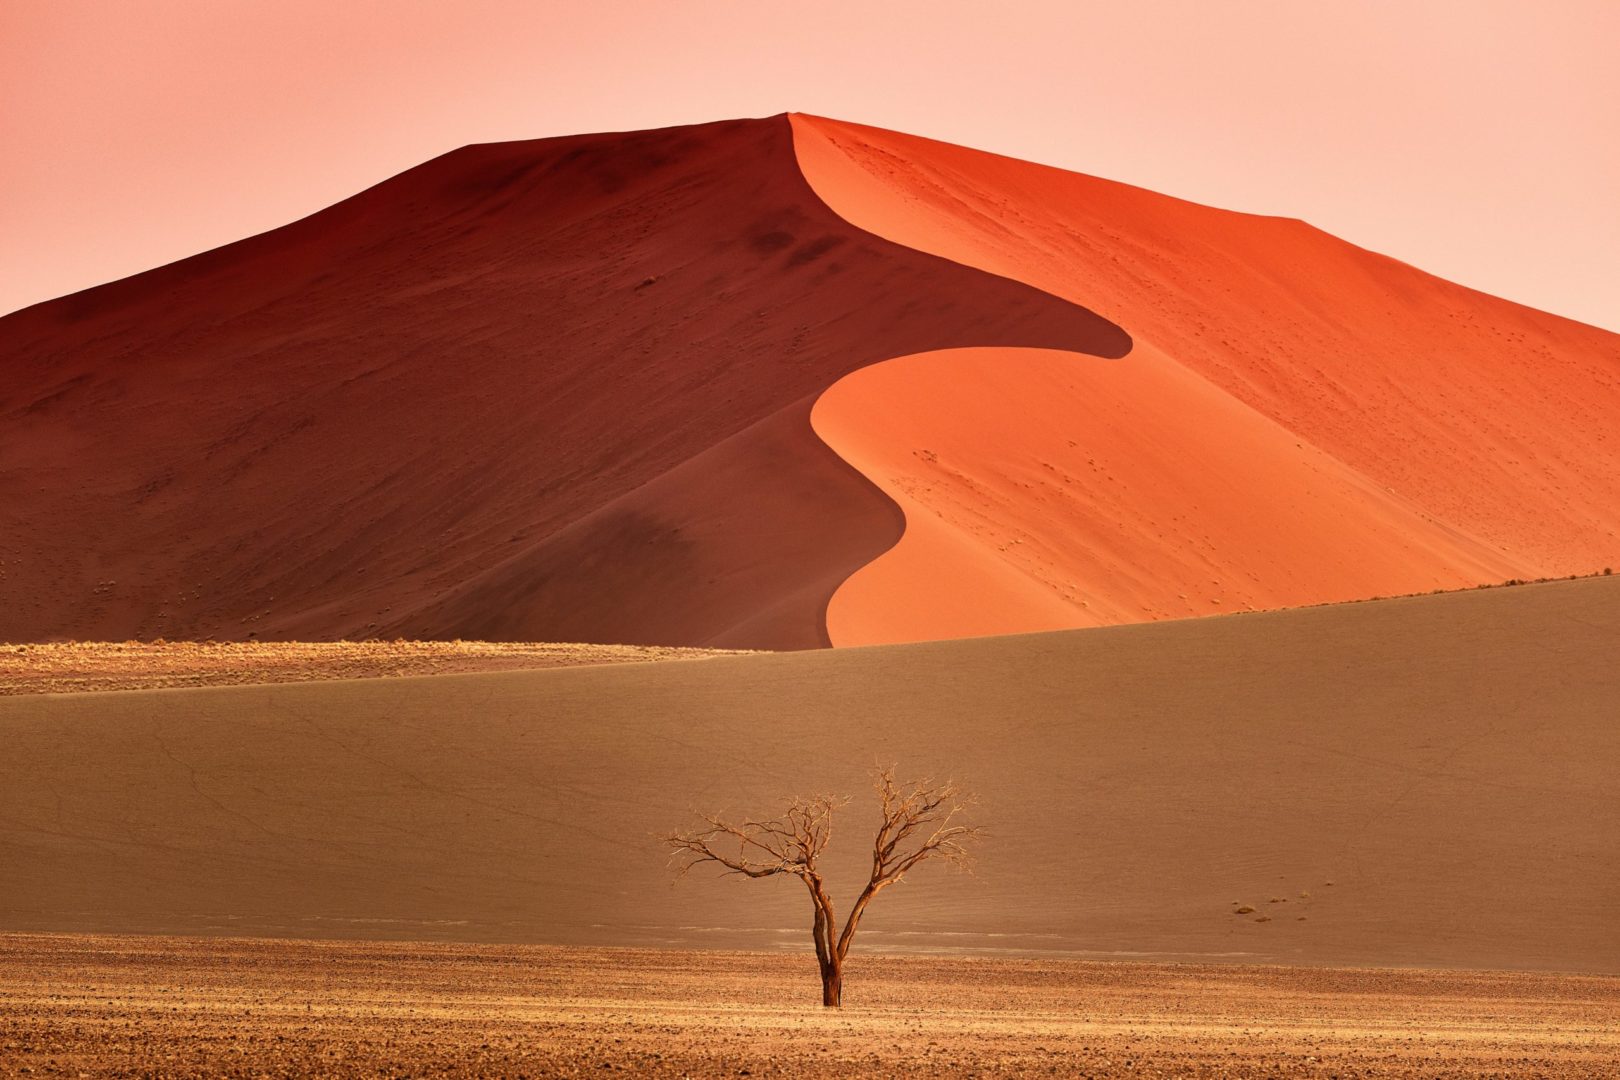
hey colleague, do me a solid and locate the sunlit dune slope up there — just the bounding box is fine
[0,116,1124,648]
[3,577,1616,973]
[813,346,1520,642]
[793,114,1620,644]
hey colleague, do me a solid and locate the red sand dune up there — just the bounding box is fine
[0,117,1123,648]
[3,113,1617,647]
[793,114,1620,644]
[813,345,1521,644]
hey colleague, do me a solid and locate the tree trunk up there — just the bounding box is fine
[820,961,842,1007]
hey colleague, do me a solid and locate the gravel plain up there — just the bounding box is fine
[0,641,739,696]
[2,935,1616,1077]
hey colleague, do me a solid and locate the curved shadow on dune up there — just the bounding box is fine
[785,116,1151,646]
[0,114,1132,650]
[384,116,1131,649]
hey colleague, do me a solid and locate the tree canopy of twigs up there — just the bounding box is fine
[664,765,983,1007]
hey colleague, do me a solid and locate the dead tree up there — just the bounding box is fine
[664,766,982,1007]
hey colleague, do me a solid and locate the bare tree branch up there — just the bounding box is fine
[836,766,984,963]
[663,768,982,1007]
[662,794,846,882]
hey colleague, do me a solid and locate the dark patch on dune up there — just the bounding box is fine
[786,235,846,267]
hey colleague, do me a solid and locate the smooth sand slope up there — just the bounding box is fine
[813,345,1522,641]
[2,578,1616,973]
[793,114,1620,644]
[0,115,1124,648]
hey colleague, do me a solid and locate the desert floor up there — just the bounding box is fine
[1,935,1616,1078]
[0,640,738,696]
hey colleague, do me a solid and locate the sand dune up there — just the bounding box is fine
[0,116,1123,648]
[813,345,1521,644]
[2,577,1615,973]
[6,114,1617,647]
[793,114,1620,643]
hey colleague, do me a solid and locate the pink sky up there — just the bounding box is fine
[3,1,1616,330]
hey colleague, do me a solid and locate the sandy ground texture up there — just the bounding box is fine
[0,640,742,696]
[2,577,1616,974]
[1,935,1616,1078]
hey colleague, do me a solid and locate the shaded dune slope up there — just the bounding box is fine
[1,578,1616,973]
[0,116,1126,648]
[792,114,1620,644]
